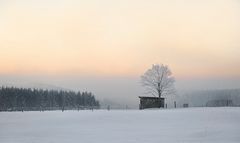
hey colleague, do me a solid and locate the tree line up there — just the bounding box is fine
[0,87,100,112]
[175,89,240,108]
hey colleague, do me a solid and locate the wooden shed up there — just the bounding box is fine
[139,96,164,110]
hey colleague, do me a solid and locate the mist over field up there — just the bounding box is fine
[1,1,240,143]
[1,74,240,109]
[1,0,240,108]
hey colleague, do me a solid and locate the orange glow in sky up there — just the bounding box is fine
[0,0,240,79]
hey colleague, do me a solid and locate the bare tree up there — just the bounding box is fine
[141,64,175,98]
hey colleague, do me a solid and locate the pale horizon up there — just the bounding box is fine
[0,0,240,107]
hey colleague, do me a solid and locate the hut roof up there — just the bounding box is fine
[138,96,164,100]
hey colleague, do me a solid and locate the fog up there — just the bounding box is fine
[1,74,239,109]
[1,0,240,109]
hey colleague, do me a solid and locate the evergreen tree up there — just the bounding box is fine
[0,87,100,111]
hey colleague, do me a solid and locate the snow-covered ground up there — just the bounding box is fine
[0,107,239,143]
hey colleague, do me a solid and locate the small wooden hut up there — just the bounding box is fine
[139,96,164,110]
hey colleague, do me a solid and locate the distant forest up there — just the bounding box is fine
[0,87,100,111]
[175,89,240,107]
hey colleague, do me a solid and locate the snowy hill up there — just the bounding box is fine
[0,107,239,143]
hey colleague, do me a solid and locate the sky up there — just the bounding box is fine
[0,0,240,107]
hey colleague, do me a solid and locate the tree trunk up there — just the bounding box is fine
[158,83,161,98]
[158,89,162,98]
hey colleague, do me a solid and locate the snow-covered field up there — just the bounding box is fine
[0,107,239,143]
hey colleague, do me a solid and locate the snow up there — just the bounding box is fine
[0,107,240,143]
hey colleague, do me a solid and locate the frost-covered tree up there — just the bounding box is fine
[141,64,175,98]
